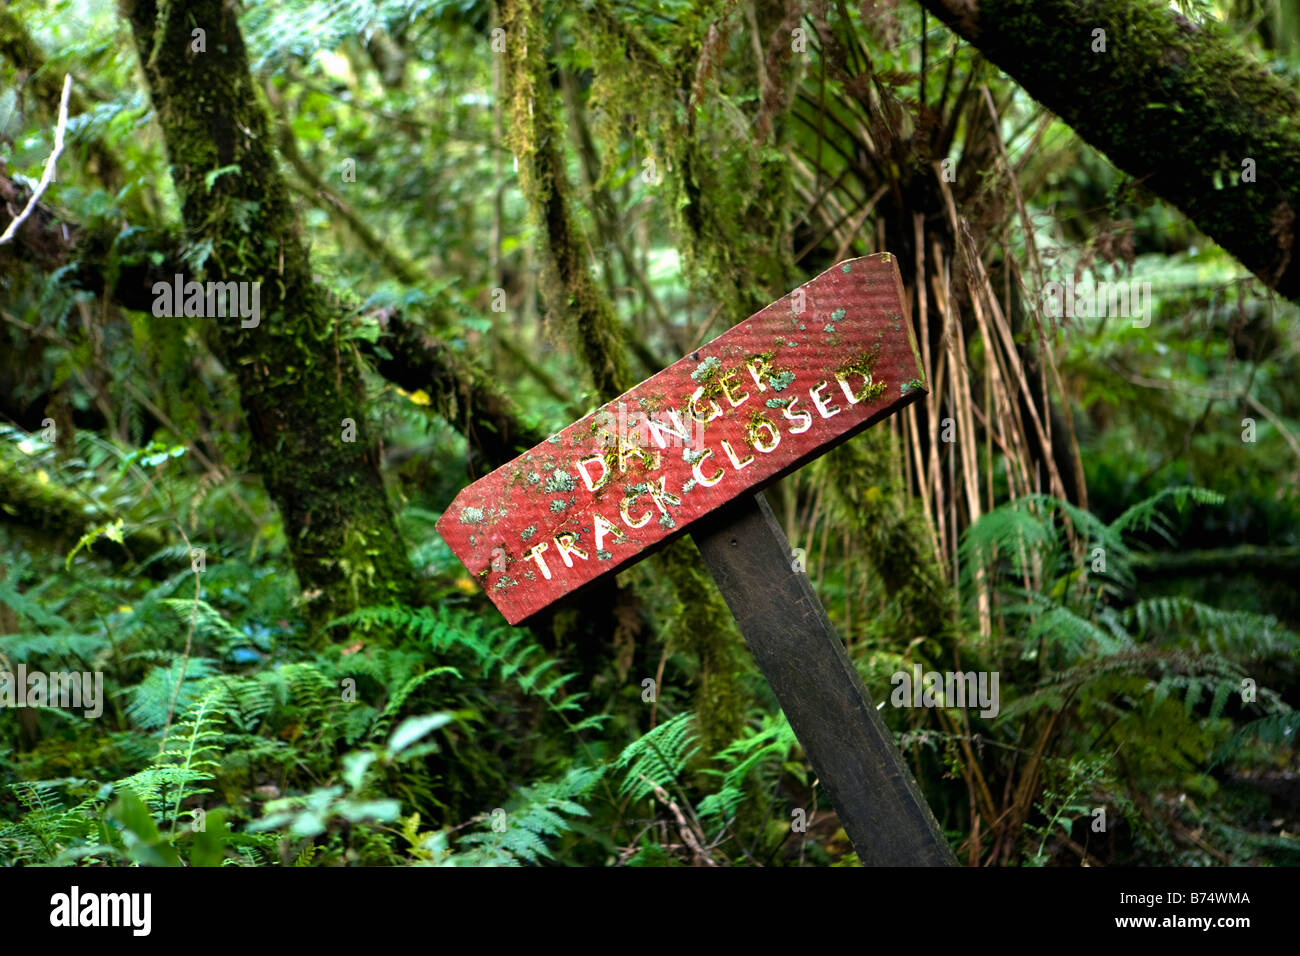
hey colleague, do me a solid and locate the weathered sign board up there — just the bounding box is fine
[437,253,956,865]
[437,254,927,624]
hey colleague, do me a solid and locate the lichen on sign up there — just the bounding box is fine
[435,254,927,624]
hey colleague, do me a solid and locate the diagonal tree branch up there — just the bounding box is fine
[0,74,70,246]
[917,0,1300,302]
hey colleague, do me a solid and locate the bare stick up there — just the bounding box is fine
[0,74,72,246]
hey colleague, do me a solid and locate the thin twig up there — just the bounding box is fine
[158,524,200,754]
[0,74,71,246]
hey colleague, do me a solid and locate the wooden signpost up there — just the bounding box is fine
[437,253,956,865]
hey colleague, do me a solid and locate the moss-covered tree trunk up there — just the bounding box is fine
[498,0,632,401]
[497,0,753,752]
[123,0,416,625]
[919,0,1300,302]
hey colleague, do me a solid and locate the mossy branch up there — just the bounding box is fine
[919,0,1300,301]
[363,311,548,475]
[498,0,632,401]
[0,445,165,566]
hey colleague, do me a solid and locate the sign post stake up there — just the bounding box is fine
[691,492,955,865]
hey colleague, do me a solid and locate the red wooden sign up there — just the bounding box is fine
[436,254,926,624]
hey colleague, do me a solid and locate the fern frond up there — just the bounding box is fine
[116,688,223,829]
[332,604,607,736]
[456,764,604,866]
[0,780,100,865]
[1110,486,1224,540]
[1023,602,1132,659]
[1126,597,1300,658]
[697,711,798,834]
[612,712,700,802]
[1212,711,1300,765]
[125,657,220,729]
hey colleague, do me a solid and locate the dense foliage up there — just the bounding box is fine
[1,0,1297,866]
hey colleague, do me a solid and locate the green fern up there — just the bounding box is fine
[1212,711,1300,765]
[1024,756,1113,866]
[612,711,700,802]
[455,764,604,866]
[1110,487,1226,540]
[697,711,798,836]
[0,781,84,864]
[116,689,222,832]
[332,604,608,735]
[1127,596,1300,657]
[125,657,220,729]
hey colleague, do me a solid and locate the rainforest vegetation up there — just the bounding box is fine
[1,0,1298,867]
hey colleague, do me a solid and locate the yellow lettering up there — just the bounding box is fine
[721,439,754,470]
[620,494,652,529]
[688,386,723,423]
[836,371,876,405]
[576,454,609,492]
[782,397,813,434]
[645,407,693,449]
[593,512,625,550]
[617,431,660,475]
[746,356,772,392]
[553,532,589,568]
[810,381,841,419]
[750,417,780,453]
[646,474,682,516]
[692,450,724,487]
[523,542,552,580]
[720,369,749,408]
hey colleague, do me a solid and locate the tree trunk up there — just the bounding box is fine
[122,0,417,626]
[919,0,1300,302]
